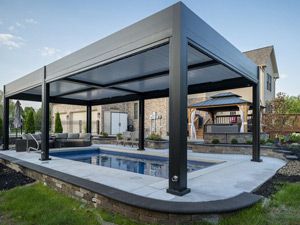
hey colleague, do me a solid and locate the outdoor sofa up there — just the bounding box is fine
[15,133,91,152]
[53,133,91,148]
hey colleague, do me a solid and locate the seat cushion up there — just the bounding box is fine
[68,133,80,139]
[55,133,68,139]
[79,133,91,141]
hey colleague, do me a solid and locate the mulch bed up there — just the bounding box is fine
[0,163,35,191]
[254,160,300,198]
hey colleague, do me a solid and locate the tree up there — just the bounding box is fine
[35,108,42,132]
[23,107,35,120]
[54,112,63,133]
[24,110,35,134]
[270,92,300,114]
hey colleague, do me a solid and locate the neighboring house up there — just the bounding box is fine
[52,46,279,139]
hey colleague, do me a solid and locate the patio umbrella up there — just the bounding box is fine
[13,100,23,137]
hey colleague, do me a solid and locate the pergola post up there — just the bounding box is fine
[138,98,145,150]
[167,6,190,196]
[252,67,261,162]
[41,66,50,161]
[3,86,9,150]
[86,105,92,133]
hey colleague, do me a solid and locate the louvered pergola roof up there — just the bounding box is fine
[4,2,258,105]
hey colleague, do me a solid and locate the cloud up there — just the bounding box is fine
[280,73,288,79]
[40,46,61,57]
[8,25,16,32]
[25,18,38,24]
[8,22,24,32]
[0,33,24,49]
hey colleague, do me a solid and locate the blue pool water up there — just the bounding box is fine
[50,149,217,178]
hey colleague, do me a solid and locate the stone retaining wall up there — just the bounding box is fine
[189,143,285,160]
[0,158,220,225]
[204,133,269,144]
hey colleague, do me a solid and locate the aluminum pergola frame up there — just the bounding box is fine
[2,2,261,196]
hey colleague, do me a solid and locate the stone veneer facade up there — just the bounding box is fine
[52,94,208,138]
[52,98,171,138]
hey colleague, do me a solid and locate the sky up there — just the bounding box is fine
[0,0,300,108]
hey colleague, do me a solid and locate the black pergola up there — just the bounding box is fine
[2,2,261,196]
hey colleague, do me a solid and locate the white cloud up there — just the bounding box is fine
[8,22,24,32]
[8,25,15,32]
[280,73,288,79]
[0,33,24,49]
[40,46,61,57]
[25,18,38,24]
[15,22,22,27]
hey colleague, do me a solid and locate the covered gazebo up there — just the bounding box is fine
[2,2,261,196]
[188,92,252,137]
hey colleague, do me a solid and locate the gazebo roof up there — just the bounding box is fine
[189,92,250,111]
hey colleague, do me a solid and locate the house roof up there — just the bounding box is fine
[244,46,279,77]
[189,92,250,110]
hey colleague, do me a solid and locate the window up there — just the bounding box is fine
[134,103,138,119]
[267,74,272,91]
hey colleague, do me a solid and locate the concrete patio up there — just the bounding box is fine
[0,145,285,203]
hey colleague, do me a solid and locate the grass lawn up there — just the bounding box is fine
[0,182,299,225]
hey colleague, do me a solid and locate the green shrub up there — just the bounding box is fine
[289,143,300,150]
[54,112,63,133]
[0,117,3,138]
[212,138,220,144]
[265,142,274,146]
[24,110,35,134]
[231,138,238,144]
[266,138,274,144]
[260,139,266,145]
[289,133,300,143]
[100,132,108,138]
[116,133,123,140]
[246,140,253,145]
[147,133,163,141]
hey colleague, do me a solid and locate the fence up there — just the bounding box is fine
[262,113,300,137]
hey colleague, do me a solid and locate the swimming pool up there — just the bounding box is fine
[50,149,217,178]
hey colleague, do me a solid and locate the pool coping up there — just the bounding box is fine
[0,153,262,214]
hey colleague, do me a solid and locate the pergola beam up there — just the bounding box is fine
[2,86,9,150]
[138,98,145,151]
[167,6,190,196]
[86,105,92,133]
[41,66,50,161]
[252,66,261,162]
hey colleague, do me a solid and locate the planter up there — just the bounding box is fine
[189,143,285,159]
[204,132,269,144]
[145,139,169,149]
[92,136,116,145]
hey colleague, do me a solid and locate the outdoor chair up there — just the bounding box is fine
[122,131,132,147]
[122,131,138,147]
[16,133,55,152]
[116,134,124,145]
